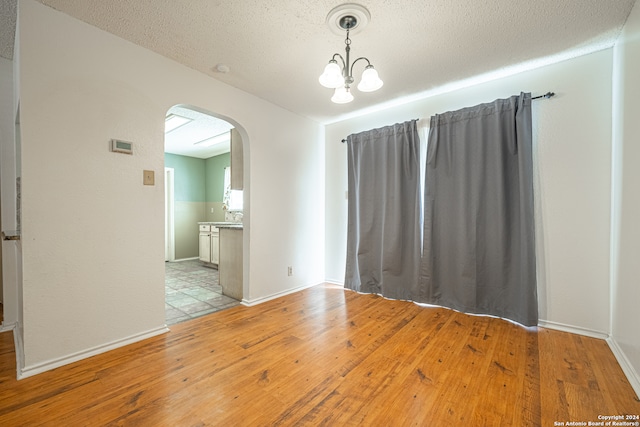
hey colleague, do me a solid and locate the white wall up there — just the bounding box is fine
[612,0,640,396]
[325,49,613,335]
[0,57,14,313]
[0,52,21,339]
[16,0,324,373]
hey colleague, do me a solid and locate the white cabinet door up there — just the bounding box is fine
[199,233,211,262]
[211,233,220,265]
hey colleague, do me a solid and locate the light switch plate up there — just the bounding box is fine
[143,170,155,185]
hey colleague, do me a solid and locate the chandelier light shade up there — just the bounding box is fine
[357,65,383,92]
[319,5,383,104]
[331,86,354,104]
[318,60,345,88]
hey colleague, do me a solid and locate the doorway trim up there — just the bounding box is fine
[165,167,175,262]
[163,104,250,303]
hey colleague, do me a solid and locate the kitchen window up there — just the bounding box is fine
[223,166,243,211]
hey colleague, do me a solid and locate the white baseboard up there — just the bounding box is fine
[324,279,344,287]
[0,321,16,332]
[606,337,640,400]
[170,257,199,263]
[537,319,609,340]
[241,281,323,307]
[18,325,169,380]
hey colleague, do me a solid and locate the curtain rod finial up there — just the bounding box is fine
[532,91,556,100]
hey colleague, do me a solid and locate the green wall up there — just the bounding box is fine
[205,152,230,202]
[164,153,206,202]
[164,152,231,259]
[164,152,230,202]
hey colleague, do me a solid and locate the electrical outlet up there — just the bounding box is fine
[287,266,293,276]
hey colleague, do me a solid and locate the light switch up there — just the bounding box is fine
[143,170,155,185]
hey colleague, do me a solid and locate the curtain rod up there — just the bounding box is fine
[340,92,555,142]
[340,118,420,143]
[532,91,555,100]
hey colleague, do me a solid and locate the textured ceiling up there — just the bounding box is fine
[0,0,16,60]
[0,0,637,126]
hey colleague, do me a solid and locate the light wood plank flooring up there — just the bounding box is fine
[0,284,638,426]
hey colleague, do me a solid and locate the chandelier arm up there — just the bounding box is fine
[331,53,347,70]
[349,57,372,77]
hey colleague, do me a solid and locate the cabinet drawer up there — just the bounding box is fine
[199,224,211,232]
[211,226,219,233]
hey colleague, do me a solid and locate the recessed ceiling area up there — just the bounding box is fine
[0,1,637,123]
[164,106,234,159]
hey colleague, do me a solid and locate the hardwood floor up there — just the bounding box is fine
[0,284,638,426]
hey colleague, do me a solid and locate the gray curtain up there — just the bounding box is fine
[420,93,538,326]
[344,120,421,300]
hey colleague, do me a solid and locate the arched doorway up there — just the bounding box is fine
[163,105,246,324]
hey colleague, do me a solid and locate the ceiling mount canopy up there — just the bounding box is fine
[338,15,358,31]
[326,3,370,35]
[319,3,383,104]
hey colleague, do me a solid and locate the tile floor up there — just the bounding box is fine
[165,260,241,325]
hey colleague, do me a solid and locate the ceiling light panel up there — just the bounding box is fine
[165,114,192,133]
[194,132,230,147]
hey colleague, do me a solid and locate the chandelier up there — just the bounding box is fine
[318,5,383,104]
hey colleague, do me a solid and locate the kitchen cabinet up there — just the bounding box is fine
[230,128,243,190]
[198,224,219,267]
[198,231,210,263]
[210,232,219,264]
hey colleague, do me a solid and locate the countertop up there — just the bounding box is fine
[198,222,243,229]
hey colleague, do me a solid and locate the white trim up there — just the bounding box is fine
[537,319,609,340]
[323,279,344,287]
[606,337,640,400]
[171,257,199,262]
[164,167,175,262]
[13,322,24,380]
[241,282,322,307]
[0,321,16,332]
[18,325,169,379]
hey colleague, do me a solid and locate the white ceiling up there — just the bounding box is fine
[0,0,637,152]
[164,106,234,159]
[0,0,16,60]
